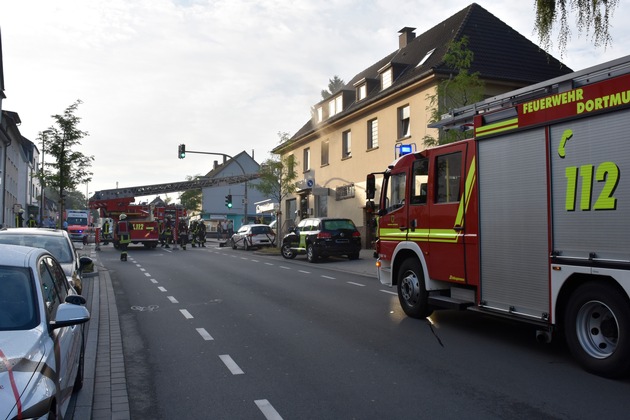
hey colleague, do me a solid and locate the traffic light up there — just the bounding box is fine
[178,144,186,159]
[225,194,233,208]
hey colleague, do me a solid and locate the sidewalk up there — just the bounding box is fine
[73,242,377,419]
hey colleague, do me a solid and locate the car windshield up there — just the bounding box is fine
[322,220,357,230]
[0,235,73,263]
[0,266,38,330]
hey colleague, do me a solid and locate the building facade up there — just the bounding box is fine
[272,4,572,248]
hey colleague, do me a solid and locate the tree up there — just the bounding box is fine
[320,75,345,99]
[423,36,484,147]
[534,0,619,56]
[38,100,94,220]
[179,175,203,214]
[252,132,299,242]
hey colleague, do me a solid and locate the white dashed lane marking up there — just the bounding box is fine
[196,328,214,341]
[219,354,244,375]
[158,286,167,292]
[180,309,193,319]
[321,275,336,279]
[380,290,397,295]
[167,296,178,303]
[347,282,366,287]
[255,399,283,420]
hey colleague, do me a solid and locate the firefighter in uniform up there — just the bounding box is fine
[190,220,199,247]
[197,219,207,247]
[163,215,173,248]
[27,214,38,227]
[178,218,189,250]
[116,213,133,261]
[102,219,111,245]
[15,209,25,227]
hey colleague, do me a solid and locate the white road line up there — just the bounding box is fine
[196,328,214,341]
[241,257,248,260]
[380,290,397,295]
[298,270,311,274]
[135,264,141,267]
[255,399,283,420]
[167,296,178,303]
[180,309,193,319]
[150,279,158,284]
[347,281,366,287]
[265,262,274,266]
[139,267,146,271]
[144,272,151,277]
[279,266,291,270]
[251,259,259,262]
[321,275,335,279]
[158,286,167,292]
[219,354,244,375]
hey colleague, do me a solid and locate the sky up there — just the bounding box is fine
[1,0,629,199]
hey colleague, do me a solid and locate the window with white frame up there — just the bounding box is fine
[357,84,367,101]
[321,140,329,166]
[368,118,378,149]
[342,130,351,158]
[398,105,410,139]
[316,106,323,122]
[303,148,311,172]
[382,68,393,90]
[328,95,343,117]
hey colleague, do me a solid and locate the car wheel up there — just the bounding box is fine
[281,243,296,259]
[306,244,318,263]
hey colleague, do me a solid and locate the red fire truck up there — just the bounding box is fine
[366,55,630,378]
[89,173,259,248]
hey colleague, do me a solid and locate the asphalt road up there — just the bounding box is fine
[99,243,630,420]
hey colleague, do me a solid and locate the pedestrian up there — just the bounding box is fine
[27,214,38,227]
[190,220,198,247]
[116,213,133,261]
[178,218,188,250]
[227,220,234,237]
[221,219,228,240]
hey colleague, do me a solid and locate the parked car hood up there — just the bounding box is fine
[0,330,47,417]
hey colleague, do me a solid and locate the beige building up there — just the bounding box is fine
[272,4,571,248]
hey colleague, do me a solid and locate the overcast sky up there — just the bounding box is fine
[2,0,629,199]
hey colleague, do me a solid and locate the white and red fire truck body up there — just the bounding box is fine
[368,55,630,378]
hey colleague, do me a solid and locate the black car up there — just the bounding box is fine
[281,217,361,262]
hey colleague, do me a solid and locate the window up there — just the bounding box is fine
[368,119,378,149]
[398,105,410,139]
[417,48,436,67]
[303,148,311,172]
[411,158,428,204]
[316,106,323,122]
[357,84,367,101]
[321,140,329,166]
[382,68,393,90]
[385,172,406,212]
[316,194,328,217]
[329,95,343,117]
[435,152,462,203]
[342,130,352,158]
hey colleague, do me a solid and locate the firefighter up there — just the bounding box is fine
[163,215,173,248]
[178,218,189,250]
[102,219,111,245]
[116,213,133,261]
[190,220,198,247]
[197,219,207,247]
[27,214,38,227]
[15,209,25,227]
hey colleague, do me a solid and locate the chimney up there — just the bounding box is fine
[213,160,218,169]
[398,27,416,49]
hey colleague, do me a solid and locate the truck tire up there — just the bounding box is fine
[306,244,318,263]
[397,258,432,318]
[281,243,296,259]
[564,282,630,378]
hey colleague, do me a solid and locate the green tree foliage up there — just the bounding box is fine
[423,37,484,147]
[534,0,619,55]
[179,174,203,213]
[253,132,298,242]
[320,75,345,99]
[38,100,94,219]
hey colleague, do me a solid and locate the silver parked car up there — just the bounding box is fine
[231,224,277,250]
[0,228,92,294]
[0,244,90,419]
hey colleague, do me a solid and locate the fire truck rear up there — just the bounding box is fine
[366,55,630,378]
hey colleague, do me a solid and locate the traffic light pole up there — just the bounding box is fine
[180,149,249,224]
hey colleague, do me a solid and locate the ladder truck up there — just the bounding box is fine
[366,55,630,378]
[89,173,259,249]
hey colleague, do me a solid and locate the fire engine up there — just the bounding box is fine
[89,173,259,248]
[366,55,630,378]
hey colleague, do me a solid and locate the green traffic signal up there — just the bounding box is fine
[225,194,233,208]
[178,144,186,159]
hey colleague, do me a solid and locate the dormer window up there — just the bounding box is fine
[382,68,393,90]
[357,84,367,101]
[316,106,324,122]
[328,95,343,117]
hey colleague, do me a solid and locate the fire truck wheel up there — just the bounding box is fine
[281,243,297,259]
[306,244,318,263]
[397,258,432,319]
[564,282,630,378]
